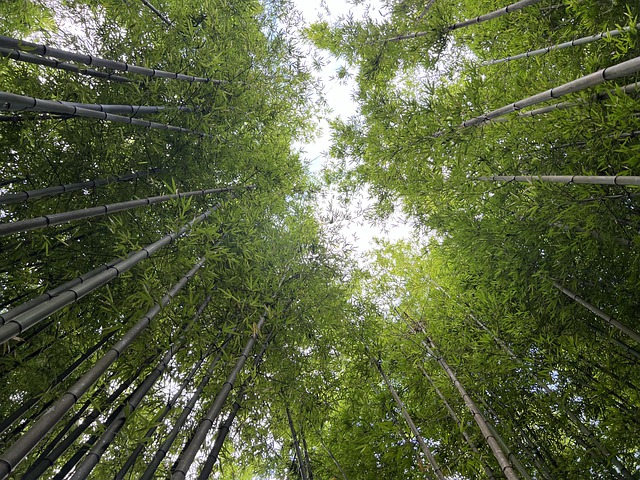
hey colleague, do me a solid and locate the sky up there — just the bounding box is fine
[291,0,416,256]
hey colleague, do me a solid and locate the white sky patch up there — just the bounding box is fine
[292,0,416,256]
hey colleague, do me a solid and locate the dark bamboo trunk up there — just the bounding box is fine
[286,406,309,480]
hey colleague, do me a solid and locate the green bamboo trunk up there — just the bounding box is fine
[475,175,640,186]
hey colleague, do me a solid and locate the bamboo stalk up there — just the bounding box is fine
[0,185,253,236]
[418,365,497,480]
[475,175,640,186]
[458,56,640,128]
[0,202,223,343]
[0,168,161,205]
[422,337,521,480]
[374,359,445,480]
[0,91,209,136]
[382,0,542,42]
[0,35,223,83]
[0,47,131,82]
[196,335,272,479]
[0,259,205,480]
[140,0,173,26]
[139,329,236,480]
[170,310,270,480]
[19,101,195,116]
[113,297,212,480]
[482,24,640,66]
[286,405,309,480]
[553,282,640,345]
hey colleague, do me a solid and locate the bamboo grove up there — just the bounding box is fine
[1,0,640,479]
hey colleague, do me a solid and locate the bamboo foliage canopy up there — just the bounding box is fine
[1,0,640,478]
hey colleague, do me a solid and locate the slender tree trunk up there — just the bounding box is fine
[0,35,223,83]
[482,24,640,66]
[171,310,271,480]
[140,0,173,26]
[312,425,347,480]
[301,429,314,480]
[382,0,542,42]
[0,92,209,137]
[0,259,204,480]
[18,101,192,116]
[197,334,272,479]
[418,365,497,480]
[0,184,254,236]
[0,167,161,205]
[286,405,309,480]
[374,359,445,480]
[553,281,640,344]
[0,201,223,344]
[139,328,236,480]
[475,175,640,187]
[421,337,521,480]
[0,47,131,83]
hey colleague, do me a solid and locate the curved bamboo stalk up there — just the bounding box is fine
[553,282,640,345]
[197,334,272,479]
[0,203,222,343]
[475,175,640,186]
[0,185,253,236]
[374,359,446,480]
[457,56,640,129]
[482,24,640,66]
[0,92,209,136]
[0,168,161,205]
[0,331,115,436]
[0,47,131,83]
[418,365,497,480]
[171,310,270,480]
[0,35,223,84]
[0,259,204,480]
[422,338,521,480]
[139,329,236,480]
[381,0,542,42]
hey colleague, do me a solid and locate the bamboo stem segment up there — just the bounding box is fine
[0,35,223,83]
[475,175,640,186]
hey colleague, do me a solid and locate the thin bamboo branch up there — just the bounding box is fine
[0,91,209,136]
[0,259,204,480]
[0,35,224,83]
[0,168,161,205]
[171,310,270,480]
[374,359,445,480]
[382,0,542,42]
[140,0,173,26]
[475,175,640,187]
[0,185,254,236]
[0,47,131,82]
[0,202,224,343]
[482,24,640,66]
[553,282,640,345]
[286,405,309,480]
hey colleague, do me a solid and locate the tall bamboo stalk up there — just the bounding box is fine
[0,35,223,83]
[0,331,115,436]
[0,91,208,136]
[0,47,131,83]
[374,359,445,480]
[418,365,497,480]
[454,56,640,129]
[0,185,253,236]
[475,175,640,186]
[0,259,204,480]
[286,405,309,480]
[422,337,521,480]
[0,168,161,205]
[19,101,194,116]
[171,310,270,480]
[139,329,236,480]
[0,203,222,343]
[482,24,640,66]
[381,0,542,42]
[196,334,272,479]
[553,282,640,344]
[141,0,173,26]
